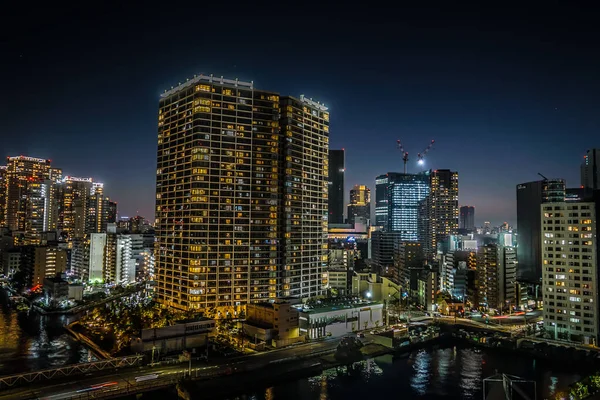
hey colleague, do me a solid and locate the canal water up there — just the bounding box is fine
[221,346,582,400]
[0,288,96,376]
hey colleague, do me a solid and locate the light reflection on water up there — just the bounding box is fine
[0,289,95,375]
[222,346,582,400]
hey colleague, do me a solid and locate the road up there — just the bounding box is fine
[0,337,343,400]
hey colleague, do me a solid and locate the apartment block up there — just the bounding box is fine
[542,200,598,344]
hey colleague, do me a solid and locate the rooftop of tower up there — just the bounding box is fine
[161,74,253,98]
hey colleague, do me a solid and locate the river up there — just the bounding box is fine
[0,288,96,376]
[219,346,582,400]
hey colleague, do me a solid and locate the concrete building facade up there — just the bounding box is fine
[542,200,599,344]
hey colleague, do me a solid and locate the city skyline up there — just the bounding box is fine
[3,4,599,226]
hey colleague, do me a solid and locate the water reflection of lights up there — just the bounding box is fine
[410,349,432,396]
[0,290,96,375]
[458,349,483,398]
[305,358,385,395]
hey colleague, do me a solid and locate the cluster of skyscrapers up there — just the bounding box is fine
[7,70,596,348]
[0,156,154,295]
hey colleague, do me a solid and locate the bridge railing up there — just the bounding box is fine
[0,355,144,389]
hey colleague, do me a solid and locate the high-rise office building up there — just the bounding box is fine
[581,149,600,191]
[328,150,345,224]
[375,174,389,228]
[155,75,328,312]
[541,197,599,344]
[347,184,370,226]
[459,206,475,231]
[516,178,565,283]
[387,172,430,240]
[4,156,52,242]
[423,170,459,257]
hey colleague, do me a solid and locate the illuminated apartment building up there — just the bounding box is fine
[542,199,599,344]
[347,184,371,226]
[280,95,329,299]
[155,75,329,312]
[59,176,93,239]
[32,246,68,287]
[4,156,52,243]
[423,170,459,258]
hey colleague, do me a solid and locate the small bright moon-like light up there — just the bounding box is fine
[418,159,424,165]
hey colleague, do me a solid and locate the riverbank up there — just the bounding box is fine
[0,288,95,376]
[177,333,591,400]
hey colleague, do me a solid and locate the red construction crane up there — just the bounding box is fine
[396,140,409,174]
[397,139,436,173]
[417,140,435,166]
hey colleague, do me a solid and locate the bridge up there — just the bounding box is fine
[0,334,344,400]
[0,355,144,389]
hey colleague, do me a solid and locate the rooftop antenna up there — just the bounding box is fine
[538,172,548,181]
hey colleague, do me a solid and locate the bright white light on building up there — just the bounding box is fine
[418,159,424,165]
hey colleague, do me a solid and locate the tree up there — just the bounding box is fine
[526,325,533,336]
[573,382,589,399]
[590,374,600,390]
[334,337,364,366]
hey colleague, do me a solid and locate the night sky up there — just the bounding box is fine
[3,3,599,226]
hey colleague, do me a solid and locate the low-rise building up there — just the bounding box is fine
[131,318,215,354]
[298,300,384,339]
[44,274,69,300]
[68,284,84,301]
[327,268,350,296]
[351,272,400,302]
[244,301,300,345]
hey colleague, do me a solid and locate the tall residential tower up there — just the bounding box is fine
[423,169,459,257]
[155,75,328,312]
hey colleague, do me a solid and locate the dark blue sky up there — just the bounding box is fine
[2,3,599,226]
